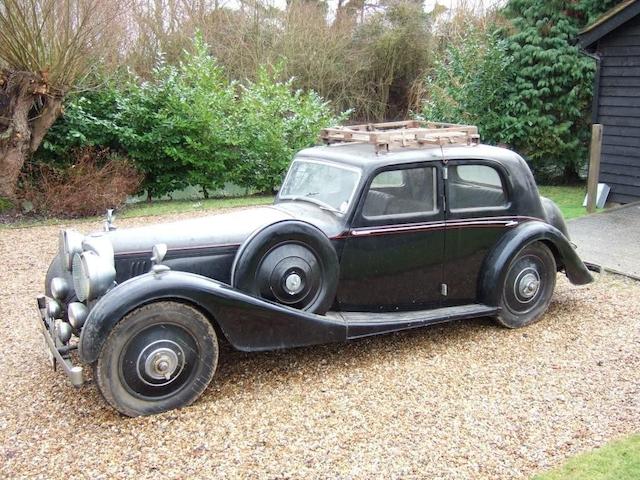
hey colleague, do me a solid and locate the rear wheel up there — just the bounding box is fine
[94,302,218,417]
[495,242,556,329]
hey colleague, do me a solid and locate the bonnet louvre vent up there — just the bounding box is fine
[130,260,151,277]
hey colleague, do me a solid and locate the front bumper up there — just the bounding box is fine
[36,296,84,387]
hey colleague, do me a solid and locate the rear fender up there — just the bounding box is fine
[78,271,346,364]
[478,221,593,307]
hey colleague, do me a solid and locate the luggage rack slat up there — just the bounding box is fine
[320,120,480,153]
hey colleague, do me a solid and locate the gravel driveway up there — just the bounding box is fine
[1,210,639,479]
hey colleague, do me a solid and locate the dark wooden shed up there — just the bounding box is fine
[579,0,640,204]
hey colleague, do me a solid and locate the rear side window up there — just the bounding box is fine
[449,164,506,210]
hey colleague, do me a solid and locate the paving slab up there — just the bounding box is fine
[568,202,640,280]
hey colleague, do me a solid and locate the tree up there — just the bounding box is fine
[0,0,123,200]
[498,0,627,181]
[353,0,434,120]
[422,0,627,182]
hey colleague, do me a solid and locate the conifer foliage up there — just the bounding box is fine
[423,0,624,182]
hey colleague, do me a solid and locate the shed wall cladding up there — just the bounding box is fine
[597,14,640,203]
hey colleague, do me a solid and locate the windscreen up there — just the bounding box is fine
[279,159,361,214]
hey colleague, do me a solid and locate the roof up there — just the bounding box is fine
[578,0,640,48]
[294,142,525,174]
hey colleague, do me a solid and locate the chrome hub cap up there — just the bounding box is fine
[255,243,322,309]
[515,269,540,303]
[137,340,184,386]
[145,348,179,380]
[284,272,304,295]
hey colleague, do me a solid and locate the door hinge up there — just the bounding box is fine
[440,283,448,296]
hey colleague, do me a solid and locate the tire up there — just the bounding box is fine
[495,242,556,329]
[94,301,218,417]
[231,221,339,315]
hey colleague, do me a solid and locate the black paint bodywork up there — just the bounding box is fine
[68,144,593,362]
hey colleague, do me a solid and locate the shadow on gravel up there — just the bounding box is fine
[36,276,583,421]
[205,315,497,400]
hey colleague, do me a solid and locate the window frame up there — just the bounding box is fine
[445,159,512,217]
[353,162,443,228]
[277,157,363,214]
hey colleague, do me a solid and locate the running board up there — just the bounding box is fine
[327,304,498,339]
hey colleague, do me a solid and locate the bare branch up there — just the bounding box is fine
[0,0,128,92]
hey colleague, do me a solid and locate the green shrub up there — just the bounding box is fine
[232,66,346,193]
[118,37,237,198]
[0,196,14,213]
[421,27,511,146]
[421,0,627,183]
[35,36,342,200]
[37,77,126,167]
[498,0,596,182]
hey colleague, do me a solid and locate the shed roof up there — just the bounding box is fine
[578,0,640,48]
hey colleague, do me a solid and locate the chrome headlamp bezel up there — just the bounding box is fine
[82,234,115,263]
[72,251,116,302]
[60,229,84,271]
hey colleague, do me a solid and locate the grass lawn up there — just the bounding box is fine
[2,184,590,229]
[0,195,275,229]
[538,185,589,220]
[124,185,590,221]
[533,435,640,480]
[120,194,274,219]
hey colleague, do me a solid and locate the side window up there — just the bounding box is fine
[362,166,437,218]
[371,170,404,188]
[449,164,506,210]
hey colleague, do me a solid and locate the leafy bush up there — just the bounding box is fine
[21,147,142,217]
[421,26,511,145]
[422,0,626,183]
[0,197,15,214]
[232,67,346,192]
[38,77,126,166]
[118,38,237,198]
[497,0,597,182]
[34,37,342,201]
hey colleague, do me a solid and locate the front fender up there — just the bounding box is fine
[478,220,593,307]
[78,271,346,364]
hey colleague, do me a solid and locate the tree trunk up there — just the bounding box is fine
[0,70,64,200]
[0,71,34,200]
[30,96,64,153]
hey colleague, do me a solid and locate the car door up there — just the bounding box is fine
[337,163,445,312]
[443,160,514,306]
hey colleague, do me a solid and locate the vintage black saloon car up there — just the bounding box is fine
[38,121,593,416]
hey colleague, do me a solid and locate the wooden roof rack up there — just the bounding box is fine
[320,120,480,153]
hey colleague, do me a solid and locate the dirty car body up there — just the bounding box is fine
[38,140,593,416]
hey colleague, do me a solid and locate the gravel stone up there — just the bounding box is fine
[0,209,639,479]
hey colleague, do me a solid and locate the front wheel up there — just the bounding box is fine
[94,302,218,417]
[495,242,556,329]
